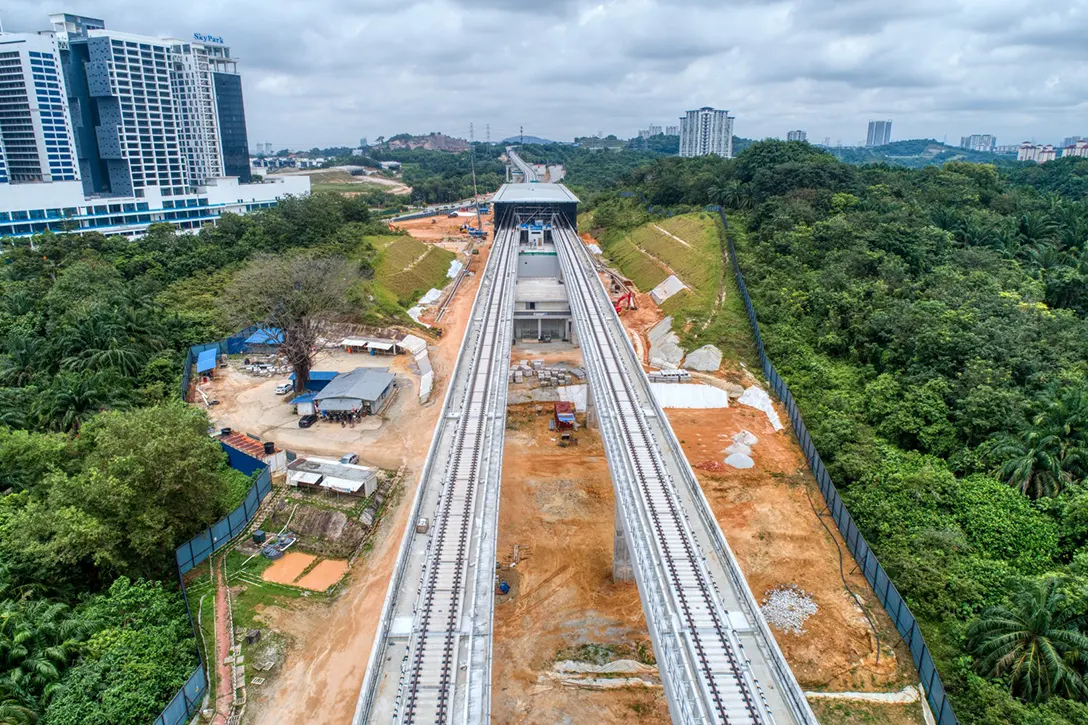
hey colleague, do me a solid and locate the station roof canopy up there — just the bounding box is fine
[492,183,580,204]
[196,348,218,373]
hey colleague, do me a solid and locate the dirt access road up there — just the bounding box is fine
[242,244,491,725]
[492,403,670,724]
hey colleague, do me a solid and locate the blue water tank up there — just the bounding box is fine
[498,581,510,594]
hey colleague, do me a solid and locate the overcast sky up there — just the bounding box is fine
[6,0,1087,148]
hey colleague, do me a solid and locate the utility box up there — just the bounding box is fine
[416,517,430,534]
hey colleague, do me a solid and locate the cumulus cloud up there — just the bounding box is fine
[5,0,1085,147]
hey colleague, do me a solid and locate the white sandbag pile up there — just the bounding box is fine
[682,344,723,372]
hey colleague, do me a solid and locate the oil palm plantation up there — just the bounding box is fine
[967,579,1088,702]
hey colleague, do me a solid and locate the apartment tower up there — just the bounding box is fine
[679,107,734,158]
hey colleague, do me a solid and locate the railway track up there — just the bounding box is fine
[553,222,816,725]
[354,224,517,725]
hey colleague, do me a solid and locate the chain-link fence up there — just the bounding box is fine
[712,206,958,724]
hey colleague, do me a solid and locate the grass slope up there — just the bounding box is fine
[370,235,455,307]
[599,211,757,367]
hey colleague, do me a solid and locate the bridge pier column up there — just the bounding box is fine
[613,497,635,582]
[585,380,597,429]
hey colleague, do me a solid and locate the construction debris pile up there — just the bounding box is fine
[509,359,586,388]
[761,585,818,635]
[723,429,758,469]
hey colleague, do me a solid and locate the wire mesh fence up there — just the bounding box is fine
[713,206,958,724]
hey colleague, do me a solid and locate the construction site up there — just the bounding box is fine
[349,161,932,725]
[196,157,934,724]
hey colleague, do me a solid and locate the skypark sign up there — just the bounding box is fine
[193,32,224,44]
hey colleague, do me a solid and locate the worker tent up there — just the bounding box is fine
[245,328,283,351]
[399,334,428,356]
[196,348,218,374]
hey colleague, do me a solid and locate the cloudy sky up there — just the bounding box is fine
[6,0,1087,148]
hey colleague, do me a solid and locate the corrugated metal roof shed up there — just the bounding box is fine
[289,371,338,382]
[314,368,395,407]
[492,183,580,204]
[196,348,218,373]
[219,431,280,457]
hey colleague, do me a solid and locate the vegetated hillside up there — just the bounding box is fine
[369,235,455,308]
[592,211,755,363]
[586,141,1088,723]
[0,191,401,722]
[829,138,1019,169]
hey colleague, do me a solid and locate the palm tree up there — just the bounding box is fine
[0,337,44,388]
[0,600,94,717]
[993,430,1069,498]
[33,372,128,433]
[967,579,1088,702]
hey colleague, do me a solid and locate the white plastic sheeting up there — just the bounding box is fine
[724,452,755,469]
[418,371,434,402]
[738,386,784,431]
[447,260,464,278]
[400,334,428,356]
[650,274,687,304]
[557,384,588,412]
[585,244,602,255]
[683,344,723,372]
[406,307,430,327]
[649,383,729,409]
[647,317,685,369]
[418,288,442,305]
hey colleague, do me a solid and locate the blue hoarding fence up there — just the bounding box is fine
[156,444,273,724]
[152,665,207,725]
[175,452,273,575]
[715,208,958,725]
[180,325,260,401]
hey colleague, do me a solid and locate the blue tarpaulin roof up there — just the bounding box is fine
[289,371,338,382]
[196,348,218,373]
[292,392,316,404]
[245,327,283,345]
[557,412,575,422]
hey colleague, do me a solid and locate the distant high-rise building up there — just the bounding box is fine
[359,137,368,148]
[1063,140,1088,159]
[51,12,250,196]
[1061,135,1084,148]
[786,129,807,142]
[637,124,663,139]
[866,120,892,147]
[960,134,996,153]
[679,107,735,158]
[1018,142,1057,163]
[665,125,679,136]
[0,32,80,183]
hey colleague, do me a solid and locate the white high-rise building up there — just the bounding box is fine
[1064,141,1088,159]
[960,134,996,152]
[0,33,79,184]
[1018,142,1057,163]
[787,129,807,142]
[866,120,892,147]
[665,125,679,136]
[0,13,307,241]
[679,107,734,158]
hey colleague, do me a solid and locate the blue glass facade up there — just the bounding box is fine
[213,72,251,182]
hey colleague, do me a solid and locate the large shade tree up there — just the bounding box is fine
[224,254,362,393]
